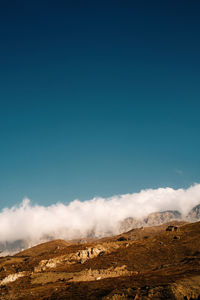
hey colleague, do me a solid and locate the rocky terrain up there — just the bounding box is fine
[187,204,200,220]
[0,220,199,299]
[119,210,182,233]
[119,204,200,233]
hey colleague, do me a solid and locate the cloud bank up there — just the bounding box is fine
[0,183,200,245]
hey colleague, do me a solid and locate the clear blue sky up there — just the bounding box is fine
[0,0,200,208]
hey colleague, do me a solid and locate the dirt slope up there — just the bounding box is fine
[0,221,199,299]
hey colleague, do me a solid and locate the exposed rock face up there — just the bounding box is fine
[119,210,182,233]
[34,244,119,272]
[0,272,27,285]
[144,210,182,226]
[187,204,200,220]
[119,217,143,233]
[119,206,200,234]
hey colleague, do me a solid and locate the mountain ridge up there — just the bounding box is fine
[0,203,199,256]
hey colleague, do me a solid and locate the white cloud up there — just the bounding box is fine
[0,183,199,245]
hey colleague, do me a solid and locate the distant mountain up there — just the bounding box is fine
[144,210,182,226]
[187,204,200,220]
[119,210,182,233]
[119,217,144,233]
[0,240,28,256]
[1,204,200,256]
[0,236,54,257]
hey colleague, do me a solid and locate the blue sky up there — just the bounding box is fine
[0,0,200,208]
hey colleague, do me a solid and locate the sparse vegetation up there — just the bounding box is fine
[0,221,199,299]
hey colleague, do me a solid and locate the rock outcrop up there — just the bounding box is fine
[144,210,182,226]
[119,210,182,233]
[187,204,200,220]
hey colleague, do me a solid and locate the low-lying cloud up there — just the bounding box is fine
[0,183,200,246]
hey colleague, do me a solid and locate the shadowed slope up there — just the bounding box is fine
[0,221,199,299]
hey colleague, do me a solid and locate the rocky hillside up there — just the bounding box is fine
[1,204,200,257]
[119,205,200,233]
[144,210,182,225]
[0,221,199,299]
[119,210,182,233]
[187,204,200,220]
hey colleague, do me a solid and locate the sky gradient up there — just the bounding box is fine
[0,0,200,209]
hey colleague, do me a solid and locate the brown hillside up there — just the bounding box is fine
[0,221,199,299]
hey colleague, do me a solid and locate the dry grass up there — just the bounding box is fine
[0,221,199,299]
